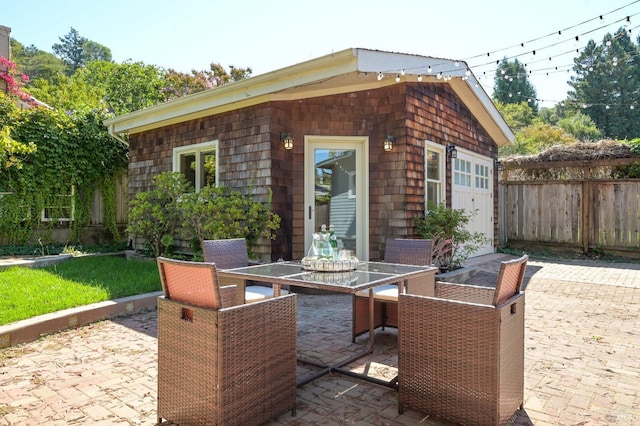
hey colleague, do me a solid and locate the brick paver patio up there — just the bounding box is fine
[0,255,639,425]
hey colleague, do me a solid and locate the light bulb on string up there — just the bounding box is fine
[400,69,405,76]
[417,74,423,82]
[427,66,432,73]
[377,72,384,81]
[395,75,401,83]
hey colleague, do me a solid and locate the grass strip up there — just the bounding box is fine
[0,256,161,326]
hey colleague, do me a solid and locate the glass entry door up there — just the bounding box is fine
[304,136,368,260]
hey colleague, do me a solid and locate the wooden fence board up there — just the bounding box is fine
[501,177,639,253]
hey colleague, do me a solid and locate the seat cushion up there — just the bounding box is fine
[356,284,398,301]
[245,285,289,303]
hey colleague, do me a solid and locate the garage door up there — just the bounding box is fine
[451,150,494,257]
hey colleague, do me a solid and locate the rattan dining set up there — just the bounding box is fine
[155,238,528,425]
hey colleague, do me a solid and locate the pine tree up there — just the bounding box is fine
[493,58,538,112]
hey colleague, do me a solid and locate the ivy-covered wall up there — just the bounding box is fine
[0,93,128,245]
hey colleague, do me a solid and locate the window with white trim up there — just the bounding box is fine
[173,141,218,191]
[425,142,445,207]
[475,163,489,189]
[453,158,472,187]
[41,186,74,222]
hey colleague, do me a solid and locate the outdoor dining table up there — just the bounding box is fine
[217,260,437,387]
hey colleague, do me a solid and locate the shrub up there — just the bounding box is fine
[127,171,281,258]
[126,172,190,257]
[415,203,489,271]
[179,185,280,258]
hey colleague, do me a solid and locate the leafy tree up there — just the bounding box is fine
[493,58,538,112]
[82,40,112,63]
[28,72,104,113]
[568,28,640,139]
[495,101,537,131]
[556,112,601,141]
[52,28,87,75]
[80,60,167,115]
[10,39,65,84]
[501,123,576,156]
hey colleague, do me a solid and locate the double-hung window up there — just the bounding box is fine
[173,141,218,191]
[425,142,445,208]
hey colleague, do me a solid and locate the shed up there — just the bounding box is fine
[105,48,514,261]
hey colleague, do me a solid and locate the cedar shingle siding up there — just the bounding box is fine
[128,83,496,261]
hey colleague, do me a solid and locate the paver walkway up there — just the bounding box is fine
[0,254,639,425]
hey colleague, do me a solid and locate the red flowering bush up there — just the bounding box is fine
[0,56,31,101]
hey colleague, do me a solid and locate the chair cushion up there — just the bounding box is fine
[356,284,398,301]
[245,286,289,303]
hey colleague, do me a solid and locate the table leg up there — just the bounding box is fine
[365,288,375,353]
[273,283,281,297]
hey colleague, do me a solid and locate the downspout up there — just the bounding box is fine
[107,123,129,147]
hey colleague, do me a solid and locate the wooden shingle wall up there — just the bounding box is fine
[127,83,498,260]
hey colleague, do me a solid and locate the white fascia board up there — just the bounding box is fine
[104,49,360,134]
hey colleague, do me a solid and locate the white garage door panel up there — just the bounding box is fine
[451,151,494,257]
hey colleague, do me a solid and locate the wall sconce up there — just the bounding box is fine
[446,143,457,158]
[280,132,293,150]
[495,160,504,171]
[384,135,395,152]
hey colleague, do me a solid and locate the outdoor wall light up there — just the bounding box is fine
[495,160,504,171]
[384,135,395,152]
[281,132,294,150]
[446,143,458,158]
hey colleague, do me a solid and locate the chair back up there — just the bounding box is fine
[157,257,223,309]
[384,238,433,266]
[493,254,528,305]
[202,238,249,269]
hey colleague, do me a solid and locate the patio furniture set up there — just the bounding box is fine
[155,238,528,425]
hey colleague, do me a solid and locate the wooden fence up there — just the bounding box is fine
[498,158,640,256]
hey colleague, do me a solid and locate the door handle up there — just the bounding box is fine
[309,206,312,219]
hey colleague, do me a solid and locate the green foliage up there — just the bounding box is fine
[556,112,601,141]
[127,172,281,258]
[414,203,489,270]
[611,138,640,178]
[126,172,191,257]
[0,95,37,170]
[179,185,281,257]
[10,39,65,84]
[0,98,128,244]
[81,60,167,115]
[52,27,88,75]
[500,122,576,156]
[493,58,538,112]
[568,28,640,139]
[495,101,537,131]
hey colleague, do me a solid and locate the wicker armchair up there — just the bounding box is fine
[352,238,434,342]
[202,238,287,305]
[398,254,528,425]
[156,257,297,426]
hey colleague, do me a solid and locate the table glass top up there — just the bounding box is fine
[219,261,434,291]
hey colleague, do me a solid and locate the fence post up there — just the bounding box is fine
[581,166,590,254]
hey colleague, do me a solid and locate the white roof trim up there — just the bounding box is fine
[105,48,514,146]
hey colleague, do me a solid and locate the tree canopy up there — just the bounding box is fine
[567,27,640,139]
[493,58,538,112]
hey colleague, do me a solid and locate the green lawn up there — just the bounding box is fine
[0,256,161,326]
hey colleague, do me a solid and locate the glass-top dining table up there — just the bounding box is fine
[217,260,437,387]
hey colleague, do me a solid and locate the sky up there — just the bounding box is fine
[3,0,639,108]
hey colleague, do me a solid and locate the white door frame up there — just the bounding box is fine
[304,135,369,260]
